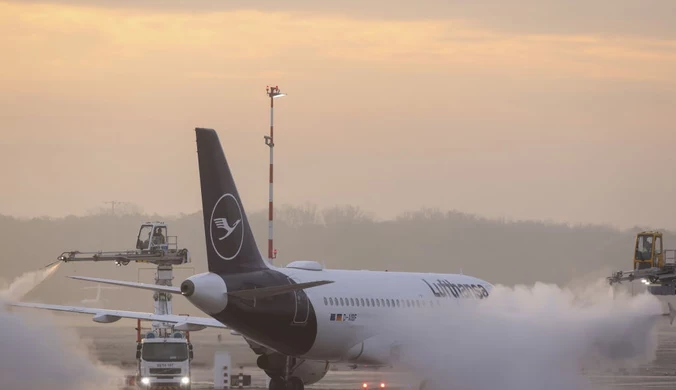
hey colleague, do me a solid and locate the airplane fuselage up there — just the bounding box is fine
[185,264,493,365]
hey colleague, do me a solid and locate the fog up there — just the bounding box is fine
[1,205,672,316]
[0,207,671,389]
[0,264,124,390]
[392,279,663,390]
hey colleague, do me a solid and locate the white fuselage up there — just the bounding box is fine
[274,265,493,363]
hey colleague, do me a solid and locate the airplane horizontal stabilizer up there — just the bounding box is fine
[68,276,181,294]
[69,275,332,299]
[227,280,334,299]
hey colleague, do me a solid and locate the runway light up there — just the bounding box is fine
[181,377,190,385]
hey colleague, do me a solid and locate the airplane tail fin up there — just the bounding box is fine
[195,128,268,274]
[668,303,676,326]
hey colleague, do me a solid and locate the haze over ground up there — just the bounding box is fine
[1,206,672,319]
[1,212,668,390]
[1,0,675,229]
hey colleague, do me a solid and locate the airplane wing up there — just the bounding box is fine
[69,275,334,299]
[68,276,181,294]
[8,302,226,331]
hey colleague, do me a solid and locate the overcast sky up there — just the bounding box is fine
[1,0,675,229]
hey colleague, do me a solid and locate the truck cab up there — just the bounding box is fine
[634,231,664,270]
[136,332,193,389]
[136,222,171,253]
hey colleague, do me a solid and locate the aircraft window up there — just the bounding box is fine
[422,300,426,307]
[360,298,365,306]
[656,236,663,254]
[406,300,411,308]
[371,298,376,307]
[386,300,391,308]
[380,299,385,307]
[323,297,328,306]
[356,299,360,307]
[340,298,344,306]
[365,299,370,307]
[329,297,334,306]
[396,299,400,308]
[376,299,381,307]
[416,300,420,307]
[350,298,355,306]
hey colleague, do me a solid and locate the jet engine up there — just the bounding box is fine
[287,359,329,385]
[345,336,400,365]
[92,313,121,323]
[257,353,329,385]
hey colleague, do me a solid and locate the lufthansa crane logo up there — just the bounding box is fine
[210,194,244,260]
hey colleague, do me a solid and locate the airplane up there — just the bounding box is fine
[11,128,495,390]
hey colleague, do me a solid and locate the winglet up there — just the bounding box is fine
[668,303,676,326]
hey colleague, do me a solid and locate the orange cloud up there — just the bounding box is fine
[1,1,675,90]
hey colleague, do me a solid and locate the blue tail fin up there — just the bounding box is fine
[195,128,267,274]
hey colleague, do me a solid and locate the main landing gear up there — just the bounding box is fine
[268,376,304,390]
[265,356,304,390]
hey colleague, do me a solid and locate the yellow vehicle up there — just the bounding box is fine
[609,231,676,287]
[634,231,665,270]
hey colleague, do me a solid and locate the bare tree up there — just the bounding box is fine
[322,205,375,225]
[277,203,322,228]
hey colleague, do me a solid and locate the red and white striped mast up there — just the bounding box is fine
[265,85,285,264]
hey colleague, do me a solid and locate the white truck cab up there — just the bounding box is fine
[136,332,193,389]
